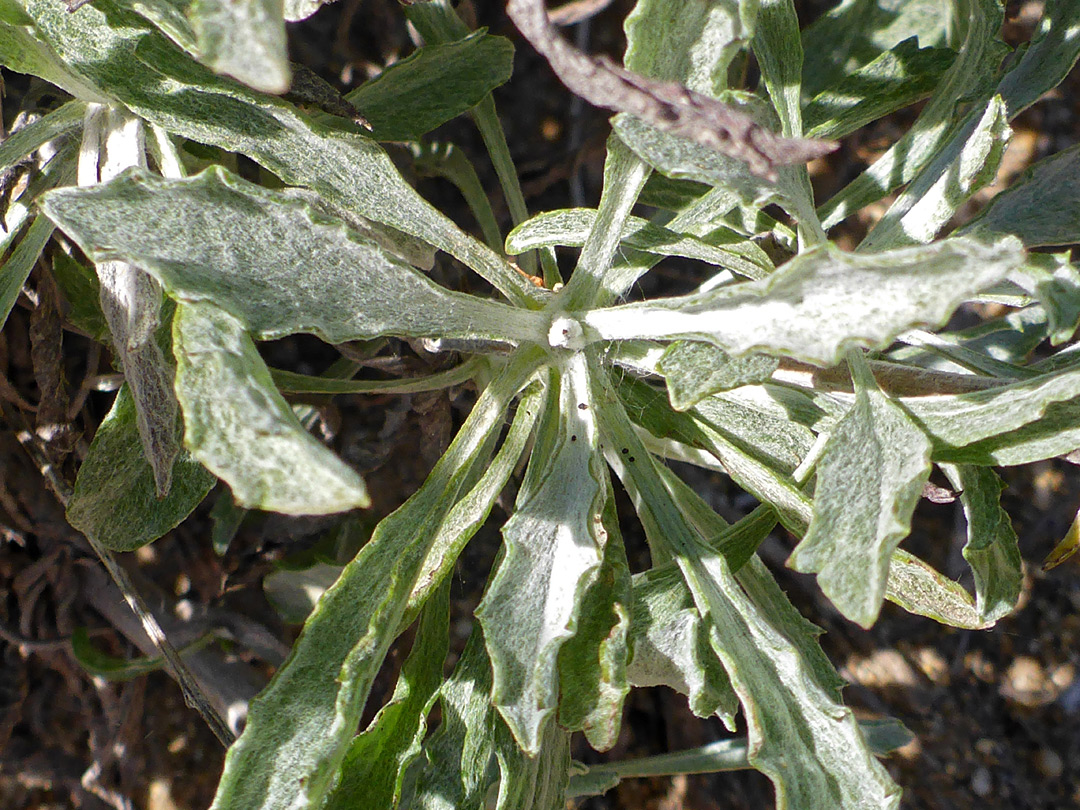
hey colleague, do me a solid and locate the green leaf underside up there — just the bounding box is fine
[323,577,451,810]
[50,250,109,340]
[346,31,514,142]
[477,354,606,755]
[173,301,368,515]
[66,384,216,551]
[660,341,780,410]
[505,208,773,280]
[960,143,1080,247]
[789,357,933,628]
[41,167,543,345]
[584,236,1024,367]
[492,715,572,810]
[210,348,541,810]
[941,465,1022,624]
[189,0,289,93]
[595,364,900,810]
[15,0,539,306]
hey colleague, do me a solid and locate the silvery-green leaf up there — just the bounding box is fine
[996,0,1080,118]
[753,0,825,244]
[804,38,956,139]
[789,354,932,628]
[345,31,514,142]
[505,208,772,280]
[617,372,813,533]
[0,99,83,174]
[323,578,451,810]
[410,141,502,251]
[283,0,325,22]
[0,16,108,102]
[899,363,1080,464]
[692,388,815,475]
[940,465,1022,624]
[860,95,1010,251]
[492,717,571,810]
[1016,253,1080,345]
[659,342,780,410]
[39,166,546,345]
[801,0,948,98]
[583,236,1025,367]
[125,0,197,53]
[0,214,53,331]
[959,144,1080,248]
[173,301,368,515]
[627,565,738,724]
[885,549,992,629]
[188,0,288,93]
[411,626,498,810]
[210,348,540,810]
[16,0,538,306]
[595,375,900,810]
[818,0,1007,230]
[623,0,757,95]
[263,562,344,624]
[557,475,631,751]
[476,353,605,754]
[66,384,216,551]
[50,250,108,340]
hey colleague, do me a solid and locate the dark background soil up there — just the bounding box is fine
[2,1,1080,808]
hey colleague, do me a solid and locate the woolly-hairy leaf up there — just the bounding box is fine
[0,214,54,332]
[66,384,215,551]
[477,353,605,754]
[346,31,514,142]
[800,0,948,98]
[0,98,84,173]
[322,578,451,810]
[659,342,779,410]
[885,550,992,629]
[626,564,738,723]
[860,95,1010,251]
[189,0,289,93]
[556,474,631,751]
[804,38,956,139]
[899,363,1080,465]
[789,354,933,628]
[0,14,108,102]
[210,348,541,810]
[595,369,900,810]
[506,208,772,280]
[40,167,545,345]
[996,0,1080,118]
[492,717,572,810]
[14,0,539,306]
[940,465,1022,624]
[818,0,1007,230]
[173,302,368,515]
[583,236,1025,367]
[959,144,1080,248]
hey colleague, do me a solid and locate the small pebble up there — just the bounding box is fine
[1036,748,1064,779]
[971,767,993,797]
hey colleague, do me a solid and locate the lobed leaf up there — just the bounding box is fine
[210,348,541,810]
[788,354,933,628]
[476,354,606,754]
[659,341,779,410]
[940,465,1023,624]
[40,166,546,345]
[885,549,992,629]
[66,384,216,551]
[345,31,514,142]
[173,301,368,515]
[583,236,1025,367]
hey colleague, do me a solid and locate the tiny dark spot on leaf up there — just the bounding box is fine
[578,403,588,410]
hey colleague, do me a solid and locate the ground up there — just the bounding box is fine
[2,1,1080,808]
